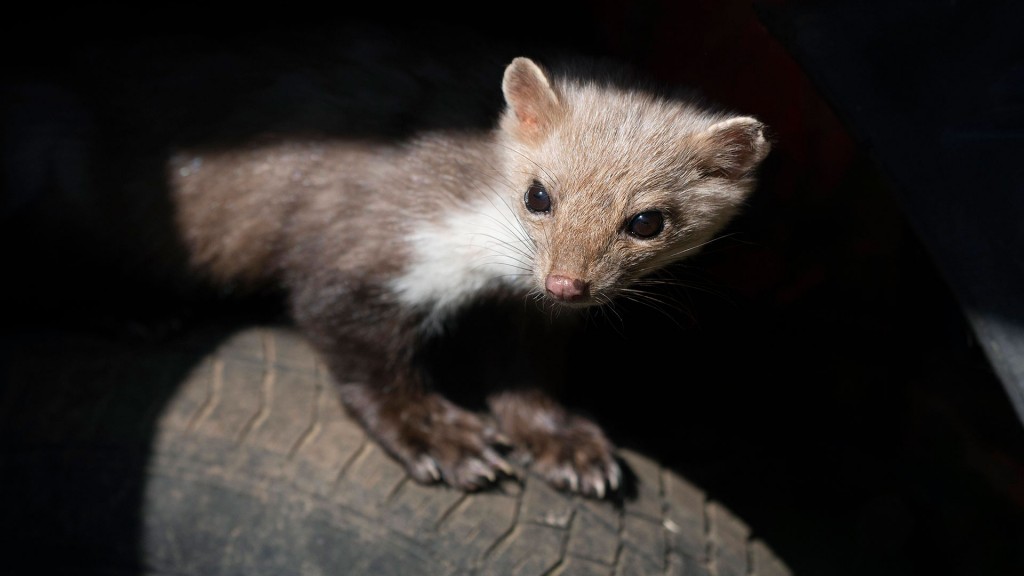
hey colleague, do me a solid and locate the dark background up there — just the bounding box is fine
[4,2,1023,574]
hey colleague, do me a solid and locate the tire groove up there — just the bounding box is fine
[186,356,222,433]
[385,475,412,504]
[660,467,672,576]
[539,507,576,576]
[331,436,371,495]
[480,476,526,565]
[234,330,275,446]
[286,361,324,460]
[612,495,626,573]
[433,492,470,531]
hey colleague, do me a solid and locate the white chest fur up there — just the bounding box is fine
[389,195,535,330]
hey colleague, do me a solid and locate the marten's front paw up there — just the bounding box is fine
[525,416,622,499]
[386,394,515,491]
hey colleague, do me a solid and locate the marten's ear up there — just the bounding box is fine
[500,57,562,141]
[692,117,771,179]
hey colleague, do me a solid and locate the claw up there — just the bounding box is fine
[411,455,442,483]
[608,461,622,492]
[484,448,515,477]
[580,469,608,499]
[467,458,496,484]
[492,432,513,447]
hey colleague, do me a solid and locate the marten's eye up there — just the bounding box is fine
[524,180,551,213]
[627,210,664,238]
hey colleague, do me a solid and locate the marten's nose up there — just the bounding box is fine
[545,274,590,302]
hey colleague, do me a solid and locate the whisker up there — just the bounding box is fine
[594,294,627,335]
[495,142,562,193]
[615,288,693,328]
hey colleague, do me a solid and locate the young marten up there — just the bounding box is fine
[162,55,770,498]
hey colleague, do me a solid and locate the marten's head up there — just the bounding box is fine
[498,57,771,307]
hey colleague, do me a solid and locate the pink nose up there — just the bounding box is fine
[545,274,589,302]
